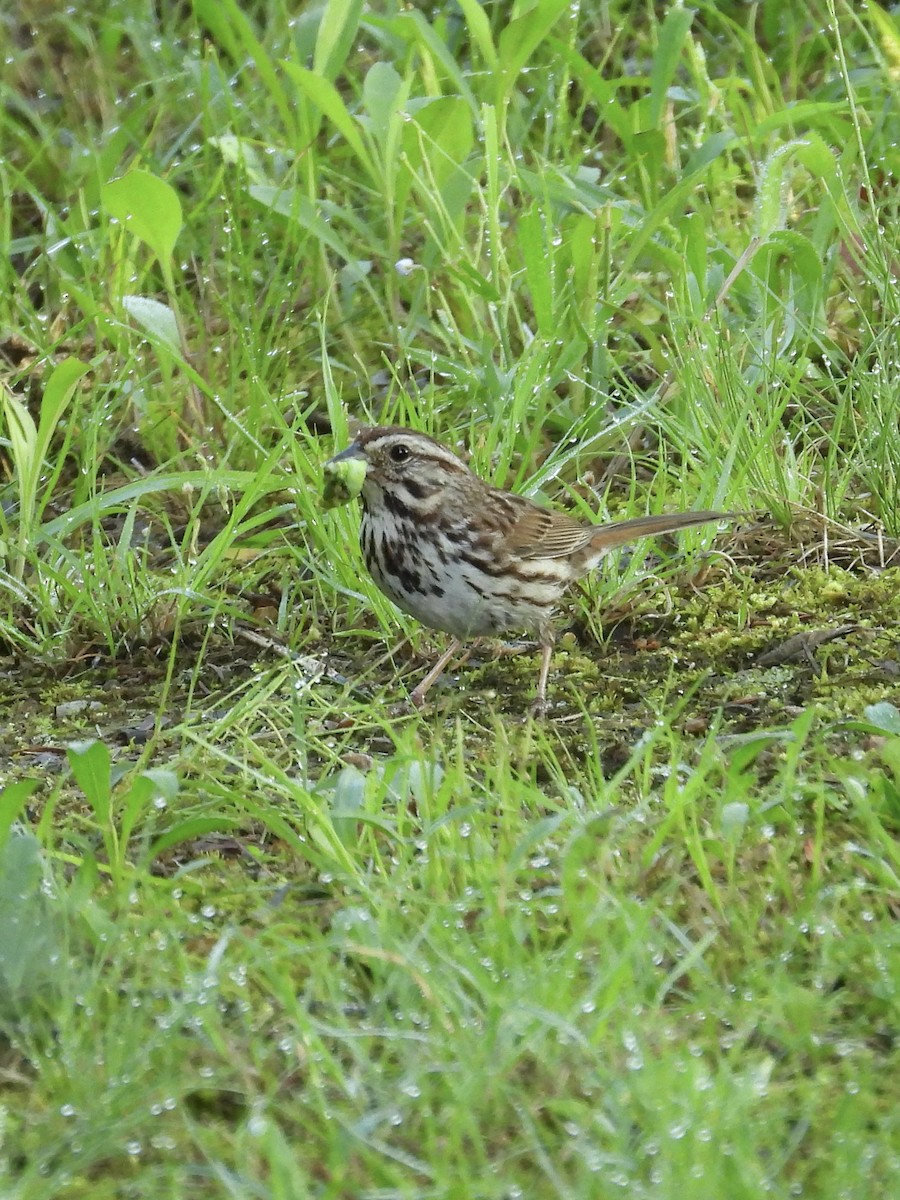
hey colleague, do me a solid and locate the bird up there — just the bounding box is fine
[325,426,729,713]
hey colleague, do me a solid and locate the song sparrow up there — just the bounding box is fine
[326,426,728,713]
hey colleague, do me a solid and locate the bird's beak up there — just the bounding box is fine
[326,441,366,465]
[322,441,368,509]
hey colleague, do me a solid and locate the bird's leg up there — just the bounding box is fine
[530,633,555,717]
[409,638,464,707]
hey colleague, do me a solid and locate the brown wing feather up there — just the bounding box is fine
[503,497,728,561]
[503,497,595,560]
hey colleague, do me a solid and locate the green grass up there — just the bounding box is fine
[2,0,900,1195]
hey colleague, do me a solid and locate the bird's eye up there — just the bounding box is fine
[389,443,410,463]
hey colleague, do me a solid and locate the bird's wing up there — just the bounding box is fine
[504,499,594,560]
[503,496,728,560]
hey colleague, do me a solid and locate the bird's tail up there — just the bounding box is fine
[588,510,729,555]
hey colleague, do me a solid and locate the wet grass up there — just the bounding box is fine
[2,1,900,1196]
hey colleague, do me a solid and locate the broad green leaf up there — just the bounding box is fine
[2,385,40,574]
[361,61,406,144]
[101,170,183,265]
[330,765,367,849]
[2,362,86,574]
[282,62,377,180]
[455,0,498,71]
[141,769,180,803]
[566,213,602,332]
[682,130,739,177]
[401,97,475,231]
[0,832,57,1005]
[400,97,476,248]
[863,701,900,735]
[866,1,900,79]
[0,780,40,849]
[1,387,37,482]
[313,0,365,82]
[35,358,90,475]
[681,210,708,308]
[404,96,474,185]
[67,739,113,826]
[721,802,750,840]
[630,128,667,188]
[121,295,182,354]
[118,775,157,852]
[793,135,840,195]
[498,0,570,89]
[518,205,554,335]
[647,4,695,131]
